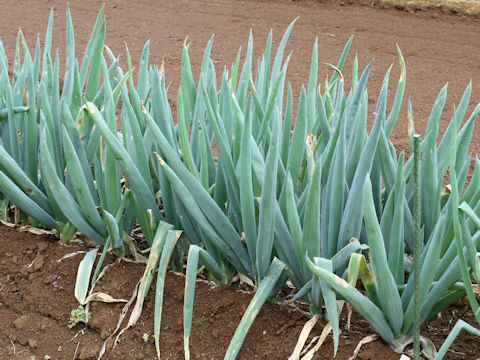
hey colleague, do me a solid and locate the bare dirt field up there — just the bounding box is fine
[0,0,479,359]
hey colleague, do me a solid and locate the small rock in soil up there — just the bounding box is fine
[37,241,49,251]
[100,328,110,340]
[13,314,31,330]
[78,343,101,359]
[28,338,38,348]
[33,254,44,271]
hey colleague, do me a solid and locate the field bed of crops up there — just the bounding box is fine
[0,1,479,359]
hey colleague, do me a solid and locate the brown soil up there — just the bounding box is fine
[0,0,480,359]
[1,223,479,360]
[2,0,480,155]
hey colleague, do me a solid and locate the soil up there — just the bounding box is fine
[0,0,479,359]
[2,0,480,155]
[1,223,479,360]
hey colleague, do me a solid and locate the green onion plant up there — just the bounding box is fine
[142,20,480,357]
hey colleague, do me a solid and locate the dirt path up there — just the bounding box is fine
[1,0,480,155]
[1,1,480,359]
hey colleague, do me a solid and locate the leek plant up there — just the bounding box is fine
[140,20,480,358]
[0,6,170,348]
[139,19,409,358]
[0,6,162,254]
[0,7,187,357]
[308,92,480,355]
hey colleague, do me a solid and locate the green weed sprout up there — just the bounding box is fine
[68,305,91,328]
